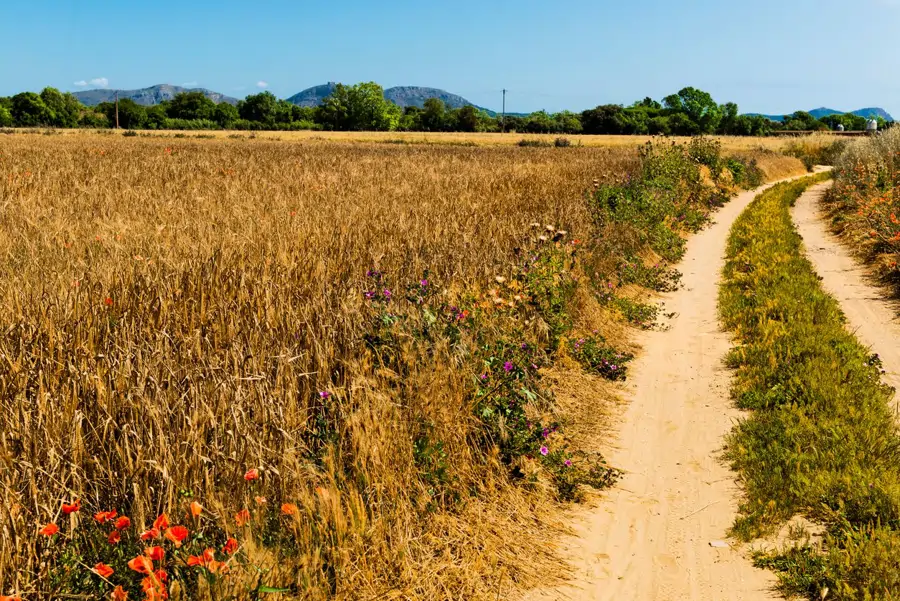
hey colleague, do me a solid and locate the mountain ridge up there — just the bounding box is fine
[73,84,239,107]
[746,107,894,122]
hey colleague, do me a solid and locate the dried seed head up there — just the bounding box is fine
[494,276,507,284]
[545,224,556,232]
[538,235,548,242]
[530,222,541,228]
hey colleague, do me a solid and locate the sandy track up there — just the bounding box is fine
[519,179,817,601]
[791,181,900,396]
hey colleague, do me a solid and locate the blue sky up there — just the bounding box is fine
[3,0,900,116]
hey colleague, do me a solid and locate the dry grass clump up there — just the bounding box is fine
[0,135,637,599]
[730,149,806,182]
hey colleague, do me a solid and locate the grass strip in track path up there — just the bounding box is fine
[720,173,900,599]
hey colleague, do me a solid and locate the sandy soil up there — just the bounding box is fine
[791,181,900,396]
[518,177,823,601]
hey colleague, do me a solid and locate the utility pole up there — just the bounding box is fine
[115,91,120,129]
[501,89,506,133]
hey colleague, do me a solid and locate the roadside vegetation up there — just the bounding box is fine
[720,174,900,599]
[824,128,900,290]
[0,135,796,600]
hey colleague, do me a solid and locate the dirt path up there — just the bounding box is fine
[791,181,900,396]
[520,179,818,601]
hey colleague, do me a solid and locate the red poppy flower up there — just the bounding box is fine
[145,546,165,562]
[108,530,121,545]
[140,527,160,541]
[93,562,114,578]
[234,508,250,527]
[244,468,259,481]
[281,503,298,516]
[61,500,81,515]
[111,585,128,601]
[0,595,22,601]
[187,548,228,573]
[39,523,59,536]
[104,297,113,307]
[189,501,203,517]
[115,516,131,530]
[153,513,169,531]
[154,569,168,583]
[127,555,153,574]
[164,525,188,547]
[141,576,167,601]
[94,510,117,524]
[222,537,239,555]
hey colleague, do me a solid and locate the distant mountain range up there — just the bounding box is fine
[286,83,500,113]
[71,82,518,115]
[69,84,894,123]
[746,107,894,122]
[73,84,239,107]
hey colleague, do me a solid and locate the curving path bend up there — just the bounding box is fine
[520,175,824,601]
[791,180,900,397]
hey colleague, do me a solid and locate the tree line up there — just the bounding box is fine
[0,83,890,135]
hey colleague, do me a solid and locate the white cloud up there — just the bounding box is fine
[90,77,109,88]
[73,80,88,87]
[256,81,268,88]
[182,81,198,87]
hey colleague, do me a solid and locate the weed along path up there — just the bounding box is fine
[521,179,817,601]
[792,181,900,395]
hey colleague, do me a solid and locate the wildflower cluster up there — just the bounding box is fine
[570,335,634,381]
[29,498,243,601]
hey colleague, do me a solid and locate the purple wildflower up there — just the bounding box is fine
[364,291,376,300]
[319,391,331,399]
[539,446,549,456]
[564,459,572,467]
[420,279,428,287]
[479,373,489,382]
[383,289,392,300]
[542,428,549,439]
[503,361,514,373]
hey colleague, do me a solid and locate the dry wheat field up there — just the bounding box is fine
[0,133,648,600]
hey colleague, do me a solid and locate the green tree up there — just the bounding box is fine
[553,111,582,134]
[0,106,12,127]
[664,87,722,133]
[581,104,624,134]
[782,111,826,131]
[11,92,54,126]
[717,102,739,134]
[214,102,239,128]
[667,112,700,135]
[399,106,422,131]
[290,105,316,123]
[78,110,108,128]
[316,82,400,131]
[239,91,278,124]
[454,105,479,132]
[146,105,168,129]
[39,87,81,127]
[167,92,216,120]
[98,98,147,129]
[420,98,448,131]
